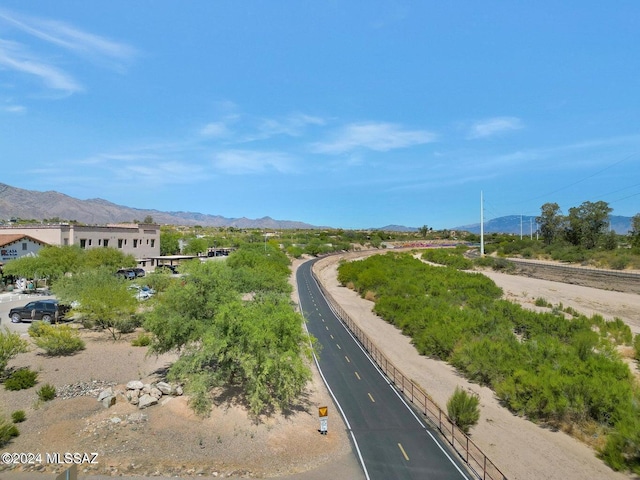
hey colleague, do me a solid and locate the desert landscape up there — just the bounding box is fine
[1,251,639,479]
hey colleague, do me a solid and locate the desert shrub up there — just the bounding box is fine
[492,258,515,272]
[28,320,47,338]
[447,387,480,434]
[610,255,630,271]
[473,256,495,268]
[131,332,152,347]
[116,316,140,335]
[4,368,37,391]
[0,328,29,374]
[0,415,19,446]
[633,335,640,362]
[32,324,85,356]
[37,383,56,401]
[11,410,26,423]
[421,249,473,270]
[534,297,551,308]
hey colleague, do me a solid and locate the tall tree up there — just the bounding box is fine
[564,201,612,249]
[630,213,640,249]
[536,203,564,245]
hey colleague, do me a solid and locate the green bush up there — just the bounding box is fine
[37,383,56,401]
[131,332,152,347]
[28,320,48,338]
[4,368,37,391]
[0,328,29,374]
[32,324,85,356]
[447,387,480,434]
[0,416,19,446]
[534,297,552,308]
[11,410,26,423]
[634,334,640,362]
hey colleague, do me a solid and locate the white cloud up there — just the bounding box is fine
[213,150,295,174]
[0,8,136,65]
[312,122,436,154]
[3,104,25,113]
[468,117,523,139]
[0,39,82,93]
[0,8,136,95]
[200,122,232,138]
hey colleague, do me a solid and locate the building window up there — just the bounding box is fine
[80,239,87,249]
[151,239,155,248]
[118,239,123,248]
[22,242,27,250]
[89,239,92,246]
[98,239,101,246]
[133,239,138,248]
[63,238,69,245]
[103,239,109,247]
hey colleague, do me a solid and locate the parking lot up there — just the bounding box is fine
[0,292,58,336]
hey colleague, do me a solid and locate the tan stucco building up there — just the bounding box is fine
[0,223,160,266]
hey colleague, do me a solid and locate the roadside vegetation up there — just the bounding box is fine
[337,252,640,473]
[144,243,314,416]
[481,202,640,270]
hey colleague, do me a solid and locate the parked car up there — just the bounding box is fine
[8,300,69,324]
[116,268,137,280]
[133,268,146,278]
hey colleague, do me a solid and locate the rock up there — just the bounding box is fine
[156,381,173,395]
[149,387,162,399]
[102,395,116,408]
[126,380,144,390]
[142,383,152,394]
[175,385,184,396]
[137,394,158,409]
[97,387,114,402]
[110,417,122,424]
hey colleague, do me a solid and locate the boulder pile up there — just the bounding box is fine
[97,380,183,409]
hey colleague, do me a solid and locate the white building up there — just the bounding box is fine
[0,223,160,266]
[0,234,47,264]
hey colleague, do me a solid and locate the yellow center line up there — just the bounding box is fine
[354,372,361,380]
[345,356,350,363]
[368,393,375,403]
[398,443,409,461]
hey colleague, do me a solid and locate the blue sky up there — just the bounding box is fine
[1,2,639,229]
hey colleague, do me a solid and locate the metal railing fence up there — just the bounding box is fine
[311,266,508,480]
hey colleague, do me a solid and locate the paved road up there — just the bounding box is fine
[0,291,58,335]
[296,259,471,480]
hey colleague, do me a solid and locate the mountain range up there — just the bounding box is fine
[0,183,634,234]
[0,183,318,229]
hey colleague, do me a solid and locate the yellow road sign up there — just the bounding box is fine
[319,406,328,417]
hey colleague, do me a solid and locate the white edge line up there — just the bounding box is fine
[309,260,471,480]
[297,262,371,480]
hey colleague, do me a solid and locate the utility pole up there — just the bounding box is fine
[480,191,484,256]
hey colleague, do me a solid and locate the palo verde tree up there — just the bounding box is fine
[53,267,138,339]
[144,246,313,416]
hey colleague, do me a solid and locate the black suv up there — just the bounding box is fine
[8,300,68,324]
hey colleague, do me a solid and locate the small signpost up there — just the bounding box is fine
[55,464,77,480]
[319,406,328,435]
